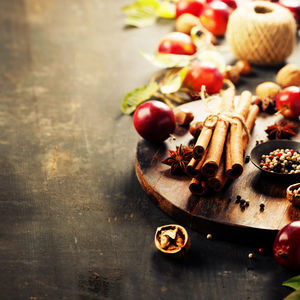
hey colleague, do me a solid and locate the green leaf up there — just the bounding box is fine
[283,276,300,290]
[140,51,193,68]
[122,0,160,27]
[160,67,188,94]
[121,81,158,114]
[284,290,300,300]
[157,1,175,18]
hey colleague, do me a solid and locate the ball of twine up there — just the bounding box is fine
[226,1,297,66]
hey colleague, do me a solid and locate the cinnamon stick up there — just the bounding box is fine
[186,158,199,176]
[193,127,213,160]
[201,88,235,178]
[226,91,252,179]
[207,157,226,192]
[189,178,208,196]
[186,150,208,176]
[242,104,259,150]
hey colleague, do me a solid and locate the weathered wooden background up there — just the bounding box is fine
[0,0,299,299]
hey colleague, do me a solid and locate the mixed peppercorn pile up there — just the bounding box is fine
[260,148,300,174]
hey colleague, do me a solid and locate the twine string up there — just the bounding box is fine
[200,85,250,139]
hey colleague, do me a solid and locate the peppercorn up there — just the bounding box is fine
[260,203,265,210]
[259,148,300,174]
[245,155,250,163]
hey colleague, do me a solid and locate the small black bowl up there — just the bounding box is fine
[250,140,300,178]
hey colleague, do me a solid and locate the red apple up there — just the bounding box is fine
[133,100,176,142]
[276,86,300,118]
[200,1,231,36]
[158,32,197,55]
[184,61,223,94]
[220,0,237,9]
[278,0,300,27]
[176,0,205,18]
[273,221,300,270]
[206,0,237,10]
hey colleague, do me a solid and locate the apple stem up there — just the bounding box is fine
[275,105,289,116]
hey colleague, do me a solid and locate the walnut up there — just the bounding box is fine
[256,82,281,99]
[287,183,300,208]
[276,64,300,88]
[154,224,190,257]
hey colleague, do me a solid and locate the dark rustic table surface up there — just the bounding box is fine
[1,1,299,299]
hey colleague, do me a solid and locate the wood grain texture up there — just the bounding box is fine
[136,100,300,242]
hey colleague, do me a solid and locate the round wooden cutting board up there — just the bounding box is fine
[135,100,300,244]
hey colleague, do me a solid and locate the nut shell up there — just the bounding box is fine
[154,224,190,258]
[256,82,281,99]
[287,183,300,208]
[276,64,300,88]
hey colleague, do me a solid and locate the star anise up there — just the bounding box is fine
[265,120,297,139]
[253,96,277,114]
[162,144,193,174]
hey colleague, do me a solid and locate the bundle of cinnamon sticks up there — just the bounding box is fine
[188,89,259,195]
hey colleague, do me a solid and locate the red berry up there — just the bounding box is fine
[184,61,223,94]
[176,0,205,18]
[273,221,300,270]
[276,86,300,119]
[200,1,231,36]
[133,100,176,143]
[158,32,197,55]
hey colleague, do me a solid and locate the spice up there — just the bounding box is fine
[253,96,277,114]
[240,199,246,205]
[248,253,254,259]
[162,144,194,174]
[245,155,250,163]
[259,148,300,174]
[265,121,297,140]
[206,233,212,240]
[260,203,265,210]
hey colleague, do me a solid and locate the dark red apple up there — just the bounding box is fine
[273,221,300,270]
[176,0,205,18]
[276,86,300,118]
[278,0,300,27]
[200,1,231,36]
[158,32,197,55]
[184,61,223,94]
[133,101,176,142]
[206,0,237,10]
